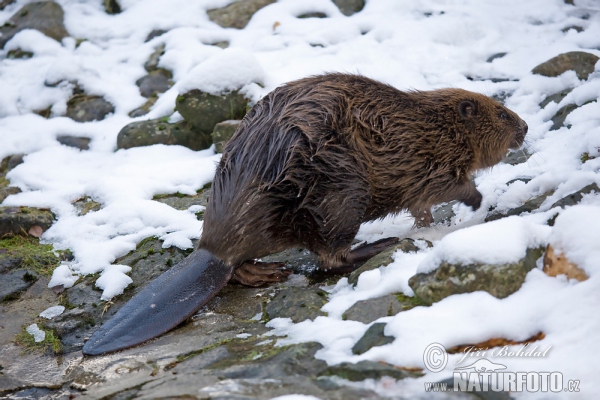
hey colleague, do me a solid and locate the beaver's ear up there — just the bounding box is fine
[458,100,478,119]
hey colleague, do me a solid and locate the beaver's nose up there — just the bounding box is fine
[522,121,528,134]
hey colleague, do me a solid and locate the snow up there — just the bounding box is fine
[25,324,45,343]
[39,306,66,319]
[1,0,600,398]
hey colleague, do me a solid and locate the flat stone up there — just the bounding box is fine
[175,89,249,134]
[128,97,157,117]
[265,287,327,323]
[136,69,172,98]
[325,360,422,381]
[409,247,544,305]
[0,186,21,204]
[212,120,241,153]
[65,95,114,122]
[550,103,578,130]
[0,269,35,301]
[116,119,212,151]
[0,2,69,49]
[56,135,91,150]
[486,191,553,222]
[352,323,394,355]
[487,52,507,63]
[551,182,600,209]
[540,88,574,109]
[207,0,276,29]
[144,44,165,72]
[532,51,600,80]
[343,295,406,324]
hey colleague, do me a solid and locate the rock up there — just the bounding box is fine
[153,189,209,211]
[265,287,327,323]
[128,97,157,117]
[44,308,93,337]
[209,40,230,49]
[550,103,578,130]
[72,196,102,215]
[0,269,36,301]
[7,153,25,171]
[532,51,600,80]
[491,89,513,105]
[65,94,114,122]
[56,135,91,150]
[104,0,121,14]
[144,44,165,72]
[0,186,21,204]
[409,247,544,305]
[503,148,531,165]
[431,200,458,225]
[6,49,33,59]
[352,323,394,355]
[145,29,167,42]
[207,0,276,29]
[136,69,172,98]
[485,190,553,222]
[562,25,583,33]
[348,238,421,285]
[543,244,588,281]
[212,120,241,153]
[486,52,507,63]
[298,12,328,18]
[325,360,422,381]
[0,2,69,49]
[551,183,599,209]
[332,0,365,16]
[0,0,16,11]
[437,376,512,400]
[175,89,249,134]
[116,119,213,151]
[0,206,55,238]
[343,294,421,324]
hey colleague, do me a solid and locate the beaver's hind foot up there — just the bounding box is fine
[231,261,292,287]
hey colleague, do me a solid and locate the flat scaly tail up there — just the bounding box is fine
[82,249,233,356]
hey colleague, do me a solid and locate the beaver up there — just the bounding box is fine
[82,73,528,355]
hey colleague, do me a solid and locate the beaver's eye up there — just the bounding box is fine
[499,111,508,119]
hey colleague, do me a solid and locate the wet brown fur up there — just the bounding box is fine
[199,73,528,270]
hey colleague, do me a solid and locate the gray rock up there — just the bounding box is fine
[503,148,531,165]
[207,0,276,29]
[332,0,365,16]
[0,0,16,11]
[486,190,553,222]
[56,135,91,150]
[210,40,230,49]
[532,51,600,80]
[0,206,55,238]
[212,120,241,153]
[153,189,210,211]
[486,52,507,63]
[0,2,69,49]
[298,12,328,19]
[348,238,421,285]
[0,269,36,301]
[72,196,102,215]
[549,103,578,130]
[539,87,573,109]
[44,308,93,337]
[176,89,249,134]
[145,29,167,42]
[7,153,25,171]
[409,247,544,305]
[352,323,394,355]
[431,200,458,225]
[128,97,157,117]
[343,294,412,324]
[6,48,33,59]
[117,119,213,151]
[136,69,172,98]
[562,25,584,33]
[0,186,21,204]
[65,94,114,122]
[437,376,512,400]
[144,44,165,72]
[104,0,121,14]
[265,287,327,323]
[325,360,422,381]
[551,183,600,209]
[491,89,513,105]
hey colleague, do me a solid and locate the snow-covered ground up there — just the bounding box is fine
[1,0,599,398]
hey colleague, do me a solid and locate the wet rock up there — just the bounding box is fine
[352,323,394,355]
[206,285,263,321]
[332,0,365,16]
[65,94,115,122]
[145,29,167,42]
[212,119,241,153]
[44,308,93,337]
[144,44,165,72]
[550,103,578,130]
[543,244,588,281]
[325,360,422,381]
[56,135,91,150]
[6,48,33,59]
[298,12,328,18]
[0,206,55,238]
[136,69,172,98]
[104,0,121,14]
[265,287,327,322]
[175,89,249,134]
[128,97,157,117]
[117,118,213,151]
[485,190,553,222]
[409,247,544,305]
[532,51,600,80]
[348,238,421,285]
[207,0,276,29]
[503,148,532,165]
[0,2,69,49]
[0,269,36,301]
[72,196,102,215]
[487,52,507,63]
[343,294,422,324]
[551,182,600,208]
